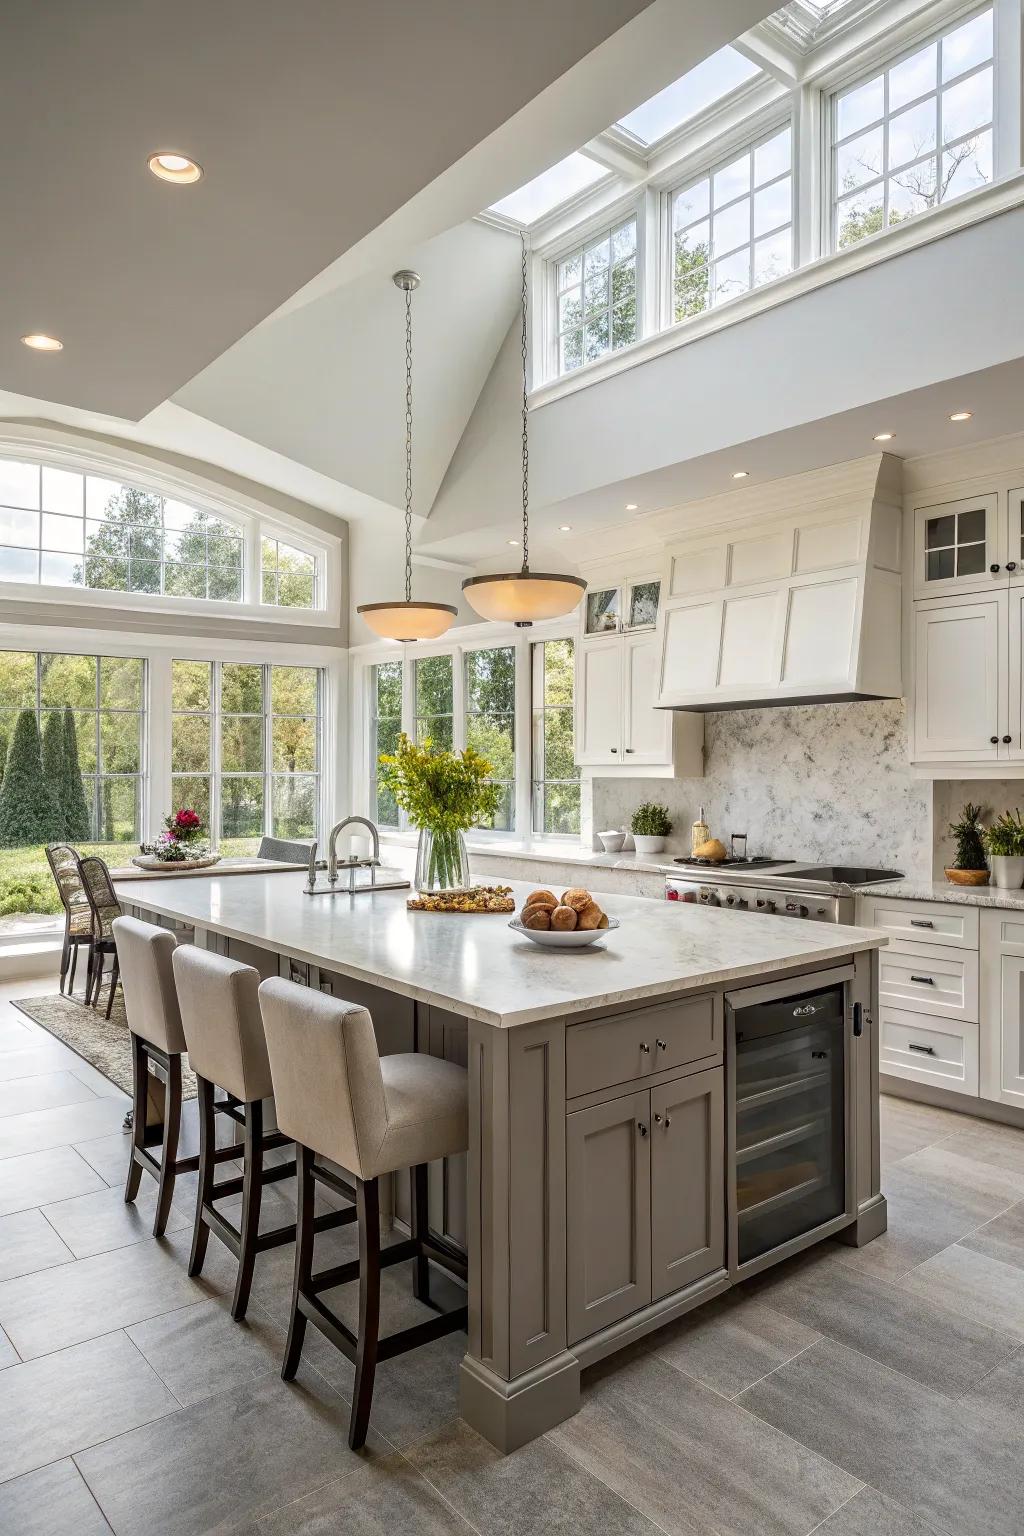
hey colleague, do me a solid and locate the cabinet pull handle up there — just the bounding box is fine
[639,1041,650,1053]
[908,1042,937,1056]
[991,563,1002,573]
[637,1121,648,1137]
[910,975,935,985]
[656,1038,667,1050]
[909,919,934,928]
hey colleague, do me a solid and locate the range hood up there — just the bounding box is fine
[652,457,903,713]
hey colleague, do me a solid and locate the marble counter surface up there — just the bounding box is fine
[114,870,884,1029]
[864,877,1024,910]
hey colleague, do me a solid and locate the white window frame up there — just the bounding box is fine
[355,618,577,847]
[663,117,797,329]
[826,2,997,251]
[542,194,646,381]
[170,659,324,850]
[0,425,341,629]
[531,636,582,840]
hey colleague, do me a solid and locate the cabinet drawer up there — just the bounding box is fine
[878,941,978,1023]
[566,995,721,1100]
[879,1005,979,1096]
[859,895,978,949]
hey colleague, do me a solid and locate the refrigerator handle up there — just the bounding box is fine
[852,1001,863,1038]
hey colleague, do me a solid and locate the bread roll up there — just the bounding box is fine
[693,837,727,861]
[561,887,592,913]
[596,911,609,929]
[524,889,557,912]
[521,906,551,931]
[577,901,605,930]
[550,904,578,931]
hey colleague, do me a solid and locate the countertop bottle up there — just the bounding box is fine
[691,805,710,855]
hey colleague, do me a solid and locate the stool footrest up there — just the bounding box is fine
[311,1238,417,1295]
[310,1160,357,1204]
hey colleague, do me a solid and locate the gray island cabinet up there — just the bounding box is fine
[114,871,886,1452]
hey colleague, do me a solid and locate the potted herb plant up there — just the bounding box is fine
[945,802,989,887]
[630,801,673,855]
[983,808,1024,890]
[378,734,499,894]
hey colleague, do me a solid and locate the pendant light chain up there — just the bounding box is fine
[520,231,530,573]
[404,281,414,604]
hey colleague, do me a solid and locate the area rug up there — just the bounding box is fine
[11,991,198,1100]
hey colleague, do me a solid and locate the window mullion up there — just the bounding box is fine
[263,663,272,840]
[994,0,1022,174]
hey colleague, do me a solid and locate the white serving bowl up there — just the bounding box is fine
[597,830,626,853]
[509,917,620,948]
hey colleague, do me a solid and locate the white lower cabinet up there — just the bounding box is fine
[879,1005,979,1095]
[878,940,978,1023]
[980,908,1024,1109]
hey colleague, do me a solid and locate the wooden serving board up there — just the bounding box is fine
[408,885,515,914]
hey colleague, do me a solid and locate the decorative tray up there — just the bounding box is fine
[408,885,515,913]
[131,854,222,872]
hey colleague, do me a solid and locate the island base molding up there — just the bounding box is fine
[459,1352,581,1455]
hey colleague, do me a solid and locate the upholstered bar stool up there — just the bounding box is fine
[172,947,348,1319]
[113,915,229,1236]
[258,976,469,1450]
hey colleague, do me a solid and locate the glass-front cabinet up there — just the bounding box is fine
[583,577,661,635]
[912,494,1000,598]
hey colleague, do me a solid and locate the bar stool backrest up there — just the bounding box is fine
[172,946,272,1104]
[258,977,386,1180]
[45,843,89,923]
[111,915,187,1054]
[78,855,122,939]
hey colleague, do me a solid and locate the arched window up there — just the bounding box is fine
[0,453,324,611]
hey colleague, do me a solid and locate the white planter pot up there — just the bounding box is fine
[632,835,667,855]
[990,855,1024,890]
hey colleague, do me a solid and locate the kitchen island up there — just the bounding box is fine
[114,869,887,1451]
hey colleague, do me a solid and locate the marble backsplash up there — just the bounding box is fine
[591,698,934,881]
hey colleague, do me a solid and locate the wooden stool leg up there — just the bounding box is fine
[349,1176,381,1451]
[68,941,79,998]
[104,954,119,1020]
[188,1075,215,1277]
[411,1162,431,1304]
[153,1054,182,1237]
[124,1033,146,1205]
[59,931,70,995]
[231,1099,264,1320]
[282,1144,314,1380]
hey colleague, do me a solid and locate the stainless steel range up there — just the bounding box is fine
[664,858,903,924]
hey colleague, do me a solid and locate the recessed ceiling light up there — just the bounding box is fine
[148,151,203,184]
[873,431,895,442]
[21,333,63,351]
[949,411,972,422]
[507,539,519,546]
[625,502,638,511]
[732,470,749,479]
[559,524,572,532]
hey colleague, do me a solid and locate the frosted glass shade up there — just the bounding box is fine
[462,570,586,624]
[356,600,458,642]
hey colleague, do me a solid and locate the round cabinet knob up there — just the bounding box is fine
[1009,562,1018,572]
[656,1038,668,1050]
[637,1121,648,1137]
[625,747,635,753]
[654,1113,663,1124]
[610,746,618,753]
[639,1041,650,1053]
[1004,736,1013,744]
[991,736,999,744]
[991,563,1002,573]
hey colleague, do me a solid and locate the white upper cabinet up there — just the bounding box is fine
[656,495,901,711]
[577,638,624,764]
[912,495,1001,599]
[583,577,662,636]
[912,593,1005,762]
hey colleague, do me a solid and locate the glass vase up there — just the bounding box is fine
[414,827,470,894]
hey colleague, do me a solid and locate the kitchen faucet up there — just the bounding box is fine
[304,815,408,896]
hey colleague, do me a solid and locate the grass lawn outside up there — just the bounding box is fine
[0,838,262,930]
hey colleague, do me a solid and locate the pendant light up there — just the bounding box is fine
[357,271,458,642]
[462,235,585,627]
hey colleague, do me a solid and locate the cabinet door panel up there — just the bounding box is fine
[1007,590,1024,760]
[913,595,1004,760]
[781,578,857,688]
[719,591,783,691]
[912,495,1001,599]
[651,1070,724,1300]
[577,640,622,765]
[624,634,670,764]
[659,601,722,702]
[567,1090,651,1343]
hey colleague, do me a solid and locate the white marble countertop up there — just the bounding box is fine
[863,877,1024,910]
[383,837,681,877]
[114,870,884,1029]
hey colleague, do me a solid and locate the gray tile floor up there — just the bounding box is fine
[3,977,1024,1535]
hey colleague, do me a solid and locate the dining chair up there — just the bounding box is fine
[78,855,123,1018]
[44,843,93,998]
[258,976,469,1449]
